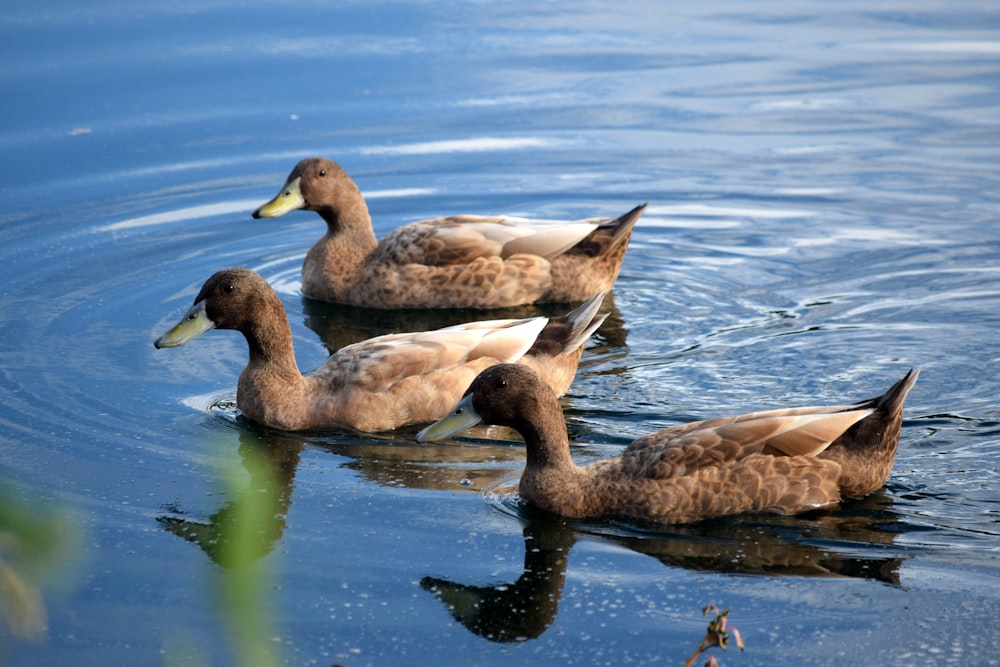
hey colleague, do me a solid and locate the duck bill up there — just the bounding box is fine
[417,394,483,442]
[252,176,305,218]
[154,300,216,349]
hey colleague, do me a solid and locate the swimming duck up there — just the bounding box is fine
[252,157,646,308]
[417,364,919,525]
[154,269,607,432]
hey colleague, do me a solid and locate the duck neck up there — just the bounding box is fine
[307,200,379,301]
[508,391,592,517]
[517,400,578,473]
[316,194,378,251]
[241,296,303,382]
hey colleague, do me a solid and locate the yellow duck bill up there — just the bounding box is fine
[154,300,216,348]
[417,393,482,442]
[252,175,306,218]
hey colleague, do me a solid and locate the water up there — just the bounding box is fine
[2,1,999,665]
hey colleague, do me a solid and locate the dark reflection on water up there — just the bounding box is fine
[321,440,522,493]
[422,494,908,644]
[611,495,906,584]
[163,423,917,650]
[156,432,287,667]
[422,519,574,643]
[158,432,302,568]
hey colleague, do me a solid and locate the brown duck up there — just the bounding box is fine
[252,157,645,308]
[154,269,607,432]
[418,364,919,525]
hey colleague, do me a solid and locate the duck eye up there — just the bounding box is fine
[318,169,327,177]
[223,283,235,294]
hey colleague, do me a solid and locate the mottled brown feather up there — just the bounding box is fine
[252,157,645,308]
[419,364,918,525]
[155,269,607,432]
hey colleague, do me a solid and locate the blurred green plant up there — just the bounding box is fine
[212,441,283,667]
[0,484,81,644]
[160,432,291,667]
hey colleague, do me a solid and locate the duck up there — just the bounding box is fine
[154,269,607,432]
[252,157,646,309]
[417,363,919,525]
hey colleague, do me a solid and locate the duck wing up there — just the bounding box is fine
[312,316,549,391]
[377,216,610,266]
[620,405,874,480]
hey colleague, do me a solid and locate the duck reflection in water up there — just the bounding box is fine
[154,423,906,649]
[421,518,575,643]
[422,495,904,644]
[155,426,528,567]
[157,431,302,568]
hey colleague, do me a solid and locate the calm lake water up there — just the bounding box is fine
[2,1,999,665]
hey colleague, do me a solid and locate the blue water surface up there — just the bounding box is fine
[1,1,999,665]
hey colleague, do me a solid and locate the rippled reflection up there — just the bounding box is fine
[157,432,301,567]
[158,433,286,666]
[421,520,573,643]
[422,495,906,644]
